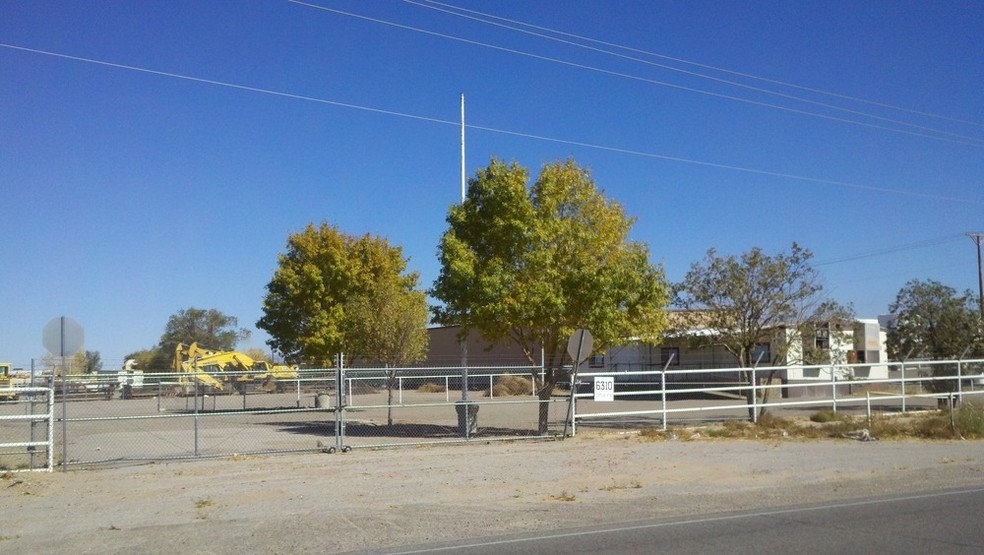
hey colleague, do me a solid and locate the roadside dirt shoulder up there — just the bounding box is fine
[3,433,983,553]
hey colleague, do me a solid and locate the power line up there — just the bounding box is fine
[466,124,982,205]
[0,44,450,126]
[968,232,984,323]
[411,0,984,131]
[2,42,981,207]
[814,234,968,266]
[285,1,984,149]
[402,0,984,144]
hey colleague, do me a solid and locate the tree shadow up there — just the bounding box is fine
[264,420,540,439]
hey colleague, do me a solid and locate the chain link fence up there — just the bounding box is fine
[7,358,983,471]
[1,364,563,471]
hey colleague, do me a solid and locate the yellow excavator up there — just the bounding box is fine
[174,343,297,393]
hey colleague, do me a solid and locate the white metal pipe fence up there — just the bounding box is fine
[571,359,984,432]
[0,387,54,472]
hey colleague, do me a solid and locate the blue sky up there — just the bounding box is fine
[2,0,982,368]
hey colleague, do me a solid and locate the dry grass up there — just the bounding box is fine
[640,403,984,441]
[548,491,577,502]
[486,375,533,397]
[194,497,214,521]
[416,382,446,393]
[600,480,642,492]
[809,409,849,424]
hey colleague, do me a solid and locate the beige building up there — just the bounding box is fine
[425,316,890,395]
[424,326,539,368]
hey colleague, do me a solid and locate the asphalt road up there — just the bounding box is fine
[381,486,984,554]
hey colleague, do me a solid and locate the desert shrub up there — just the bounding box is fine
[911,415,956,439]
[810,409,847,423]
[417,382,446,393]
[486,375,533,397]
[706,426,734,438]
[639,428,671,440]
[955,403,984,438]
[755,412,792,430]
[721,420,749,432]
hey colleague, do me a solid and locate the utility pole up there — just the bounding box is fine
[969,232,984,327]
[460,93,466,204]
[459,93,469,403]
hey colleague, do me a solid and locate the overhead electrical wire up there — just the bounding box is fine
[465,124,982,205]
[0,44,450,126]
[410,0,984,130]
[813,234,968,266]
[401,0,984,144]
[2,42,980,207]
[283,1,984,148]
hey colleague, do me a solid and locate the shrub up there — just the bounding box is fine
[486,375,533,397]
[955,403,984,438]
[755,412,792,430]
[810,409,847,423]
[416,382,446,393]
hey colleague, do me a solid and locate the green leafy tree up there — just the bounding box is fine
[257,222,423,366]
[125,307,249,372]
[122,348,171,372]
[674,243,825,419]
[887,279,983,361]
[160,307,250,351]
[346,279,430,424]
[432,158,670,433]
[73,350,103,375]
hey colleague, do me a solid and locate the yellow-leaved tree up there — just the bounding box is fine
[258,222,428,371]
[432,158,670,434]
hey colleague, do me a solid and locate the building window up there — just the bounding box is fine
[815,324,830,350]
[660,347,680,367]
[588,354,604,368]
[751,343,771,365]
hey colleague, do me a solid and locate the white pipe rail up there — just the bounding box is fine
[0,387,54,472]
[572,359,984,432]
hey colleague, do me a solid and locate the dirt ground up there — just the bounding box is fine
[2,431,983,554]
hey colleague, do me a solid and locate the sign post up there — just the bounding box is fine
[43,316,84,472]
[563,329,593,438]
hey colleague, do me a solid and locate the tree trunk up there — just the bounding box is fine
[741,369,756,422]
[758,369,777,416]
[386,369,395,426]
[536,366,559,435]
[744,385,756,421]
[537,383,552,435]
[742,368,776,422]
[533,351,562,435]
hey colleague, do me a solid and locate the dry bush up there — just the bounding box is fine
[754,412,792,429]
[639,404,984,442]
[810,409,848,423]
[955,402,984,438]
[485,375,533,397]
[417,382,446,393]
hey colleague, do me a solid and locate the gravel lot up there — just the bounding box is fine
[3,431,983,554]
